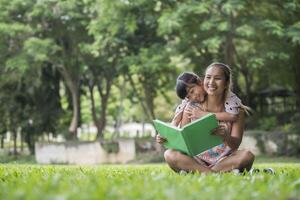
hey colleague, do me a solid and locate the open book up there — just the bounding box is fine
[153,113,222,157]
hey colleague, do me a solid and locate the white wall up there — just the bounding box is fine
[35,139,136,164]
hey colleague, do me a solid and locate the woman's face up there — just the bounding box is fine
[204,66,227,96]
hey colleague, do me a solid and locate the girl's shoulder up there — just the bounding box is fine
[224,92,242,115]
[175,98,189,113]
[226,91,241,101]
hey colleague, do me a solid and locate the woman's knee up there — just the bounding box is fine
[164,149,180,164]
[239,150,255,166]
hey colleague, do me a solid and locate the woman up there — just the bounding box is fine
[156,62,255,173]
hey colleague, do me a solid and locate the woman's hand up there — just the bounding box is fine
[211,124,230,140]
[184,104,207,120]
[156,134,167,144]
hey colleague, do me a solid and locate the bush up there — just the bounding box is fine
[101,140,119,153]
[258,116,278,131]
[289,112,300,134]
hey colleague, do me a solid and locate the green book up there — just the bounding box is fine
[153,113,222,157]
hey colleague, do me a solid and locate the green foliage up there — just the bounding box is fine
[0,164,299,199]
[258,116,278,131]
[287,21,300,45]
[23,37,60,62]
[201,37,222,54]
[285,113,300,135]
[261,20,284,38]
[5,54,29,72]
[0,23,32,37]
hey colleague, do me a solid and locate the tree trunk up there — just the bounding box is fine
[238,62,254,108]
[224,12,241,94]
[244,71,254,108]
[58,66,80,139]
[12,130,17,155]
[20,132,24,152]
[95,79,112,140]
[95,98,107,139]
[114,79,126,137]
[88,82,104,139]
[127,74,152,120]
[144,86,156,120]
[0,135,4,149]
[24,131,35,155]
[69,87,79,135]
[88,82,98,130]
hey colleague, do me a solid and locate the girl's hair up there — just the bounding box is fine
[175,72,202,99]
[205,62,252,115]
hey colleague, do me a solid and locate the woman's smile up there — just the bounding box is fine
[204,67,227,95]
[207,85,217,91]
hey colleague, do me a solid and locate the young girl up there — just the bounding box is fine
[171,72,241,128]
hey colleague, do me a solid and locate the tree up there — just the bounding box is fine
[107,0,176,121]
[157,0,300,111]
[27,0,93,137]
[0,0,34,154]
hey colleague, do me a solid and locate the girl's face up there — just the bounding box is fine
[186,83,206,103]
[204,66,227,96]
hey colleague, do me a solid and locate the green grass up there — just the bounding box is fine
[0,154,36,164]
[254,155,300,163]
[0,163,299,200]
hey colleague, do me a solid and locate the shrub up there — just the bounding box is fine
[258,116,278,131]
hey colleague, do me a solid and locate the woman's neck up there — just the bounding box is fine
[206,95,224,112]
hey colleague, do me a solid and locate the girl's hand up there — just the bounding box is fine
[156,134,167,144]
[184,104,207,120]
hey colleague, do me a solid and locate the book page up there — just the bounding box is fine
[181,114,222,156]
[153,120,189,154]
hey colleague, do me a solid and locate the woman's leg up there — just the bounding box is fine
[211,150,255,172]
[164,149,212,173]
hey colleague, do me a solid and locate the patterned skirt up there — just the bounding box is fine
[194,143,232,167]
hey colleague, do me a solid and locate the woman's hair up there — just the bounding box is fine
[175,72,202,99]
[205,62,251,115]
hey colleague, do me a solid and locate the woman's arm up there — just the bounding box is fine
[224,110,245,150]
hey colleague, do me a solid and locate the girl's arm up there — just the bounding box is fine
[180,110,191,127]
[214,112,238,122]
[172,99,190,126]
[171,112,183,126]
[178,103,195,127]
[186,108,238,122]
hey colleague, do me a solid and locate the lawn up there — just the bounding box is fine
[0,163,299,200]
